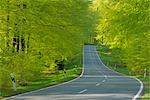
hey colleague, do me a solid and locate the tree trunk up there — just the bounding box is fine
[27,34,30,53]
[6,0,10,47]
[17,36,20,52]
[21,34,25,51]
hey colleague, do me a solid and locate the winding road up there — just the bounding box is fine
[6,45,143,100]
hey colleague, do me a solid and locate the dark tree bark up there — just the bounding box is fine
[17,36,20,52]
[27,34,30,52]
[21,35,25,51]
[6,0,10,47]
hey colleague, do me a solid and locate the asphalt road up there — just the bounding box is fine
[6,45,143,100]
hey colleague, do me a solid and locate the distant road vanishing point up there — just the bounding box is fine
[6,45,143,100]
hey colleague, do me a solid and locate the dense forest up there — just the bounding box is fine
[0,0,149,98]
[91,0,150,75]
[0,0,96,96]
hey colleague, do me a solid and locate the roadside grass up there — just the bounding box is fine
[2,53,82,98]
[137,76,150,100]
[97,44,150,100]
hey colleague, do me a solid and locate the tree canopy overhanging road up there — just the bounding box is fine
[0,0,149,99]
[6,45,143,100]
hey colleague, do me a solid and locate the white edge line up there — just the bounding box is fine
[4,46,85,100]
[132,78,144,100]
[96,45,144,100]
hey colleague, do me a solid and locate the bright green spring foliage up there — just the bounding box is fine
[91,0,150,74]
[0,0,95,95]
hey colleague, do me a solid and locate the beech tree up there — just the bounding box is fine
[91,0,150,75]
[0,0,95,95]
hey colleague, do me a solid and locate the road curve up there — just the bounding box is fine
[6,45,143,100]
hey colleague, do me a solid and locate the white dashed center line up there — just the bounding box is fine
[105,75,108,79]
[102,80,106,82]
[96,83,101,86]
[78,89,87,94]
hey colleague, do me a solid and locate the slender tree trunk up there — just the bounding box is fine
[27,33,30,53]
[16,35,20,52]
[101,36,104,44]
[6,0,10,47]
[21,34,25,51]
[13,33,17,52]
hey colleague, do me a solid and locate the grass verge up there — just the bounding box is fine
[97,44,150,100]
[1,53,83,99]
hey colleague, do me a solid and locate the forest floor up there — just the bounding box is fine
[1,54,83,98]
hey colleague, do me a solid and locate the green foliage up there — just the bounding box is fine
[91,0,150,75]
[0,0,95,96]
[98,44,150,100]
